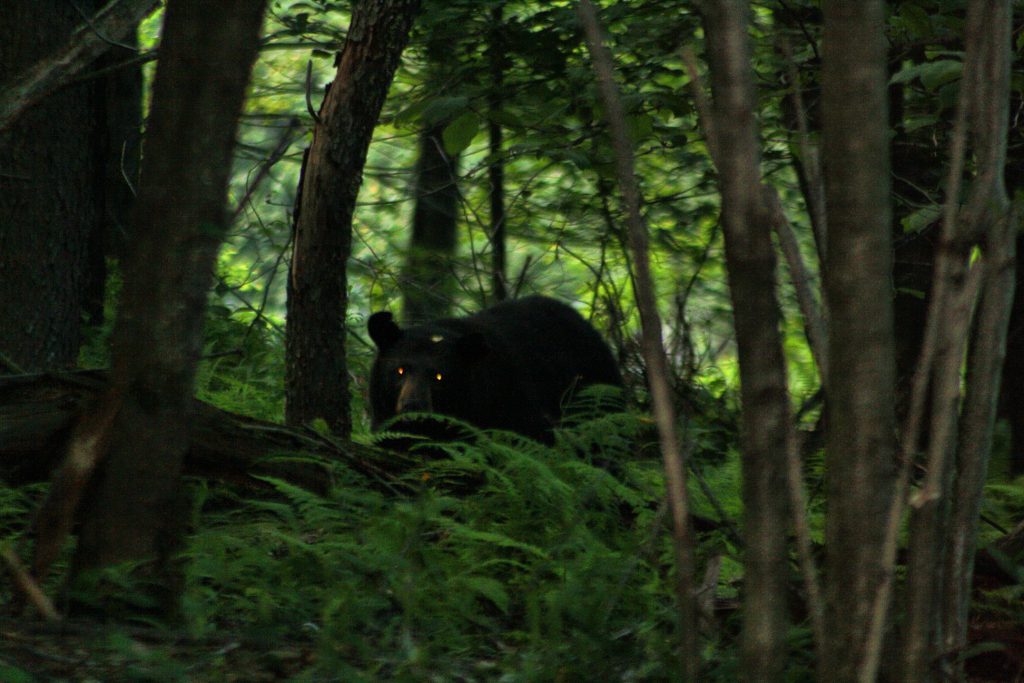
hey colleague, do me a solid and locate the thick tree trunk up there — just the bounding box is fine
[701,3,793,679]
[0,1,99,372]
[401,121,460,323]
[70,0,267,612]
[819,3,897,681]
[285,0,421,436]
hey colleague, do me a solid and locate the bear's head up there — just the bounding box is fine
[367,311,488,429]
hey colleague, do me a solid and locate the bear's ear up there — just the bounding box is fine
[368,311,402,350]
[455,331,489,361]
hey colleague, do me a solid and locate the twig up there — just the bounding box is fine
[304,60,321,124]
[230,117,302,224]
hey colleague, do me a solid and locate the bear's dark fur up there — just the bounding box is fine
[367,296,622,441]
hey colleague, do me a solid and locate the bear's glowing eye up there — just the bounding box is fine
[397,367,405,376]
[435,372,443,382]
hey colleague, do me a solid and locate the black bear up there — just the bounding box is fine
[367,296,622,441]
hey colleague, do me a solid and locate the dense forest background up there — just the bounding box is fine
[2,1,1023,681]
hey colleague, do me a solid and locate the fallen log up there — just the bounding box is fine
[0,370,414,495]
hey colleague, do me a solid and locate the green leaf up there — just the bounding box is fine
[442,112,481,155]
[462,576,510,613]
[625,114,654,142]
[420,96,470,127]
[901,204,941,234]
[890,59,962,91]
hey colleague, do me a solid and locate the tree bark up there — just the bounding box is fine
[0,1,100,373]
[819,3,897,681]
[701,3,794,679]
[285,0,421,436]
[70,0,267,613]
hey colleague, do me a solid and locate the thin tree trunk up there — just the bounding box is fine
[71,0,267,615]
[701,3,793,679]
[285,0,420,436]
[402,121,460,323]
[819,3,897,681]
[488,3,507,303]
[931,3,1014,679]
[578,2,699,679]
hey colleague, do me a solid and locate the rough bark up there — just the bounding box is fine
[0,1,99,373]
[70,0,267,611]
[401,121,460,323]
[701,3,794,679]
[819,3,897,681]
[578,2,699,679]
[285,0,421,436]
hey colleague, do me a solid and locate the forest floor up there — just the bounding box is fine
[1,618,318,682]
[1,606,1021,681]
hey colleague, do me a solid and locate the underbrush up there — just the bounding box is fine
[182,410,691,681]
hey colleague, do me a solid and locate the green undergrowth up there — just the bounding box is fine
[182,409,694,681]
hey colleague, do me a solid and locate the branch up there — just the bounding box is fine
[0,0,159,133]
[2,546,60,621]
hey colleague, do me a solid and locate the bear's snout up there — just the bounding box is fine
[396,375,433,414]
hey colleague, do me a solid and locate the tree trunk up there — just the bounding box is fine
[71,0,267,614]
[701,3,793,679]
[401,121,460,323]
[578,2,699,679]
[0,1,100,372]
[285,0,421,436]
[85,30,144,324]
[488,4,508,303]
[819,3,897,681]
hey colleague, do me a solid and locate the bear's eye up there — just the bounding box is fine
[434,372,443,382]
[397,367,405,376]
